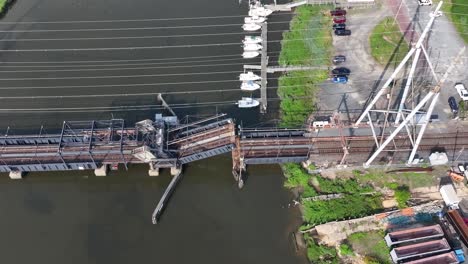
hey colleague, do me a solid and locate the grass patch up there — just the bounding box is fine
[317,176,374,194]
[278,5,332,127]
[354,169,437,189]
[339,243,354,256]
[394,185,411,209]
[302,194,383,225]
[369,17,410,67]
[0,0,6,12]
[304,233,339,264]
[283,164,382,225]
[439,0,468,43]
[282,163,317,198]
[347,231,391,264]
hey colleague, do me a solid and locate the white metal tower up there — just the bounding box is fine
[353,2,465,167]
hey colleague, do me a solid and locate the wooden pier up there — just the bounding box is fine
[244,65,328,73]
[260,23,268,114]
[152,169,183,224]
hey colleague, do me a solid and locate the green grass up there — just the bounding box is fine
[316,176,374,194]
[347,231,391,264]
[339,243,354,256]
[277,6,333,127]
[393,185,411,209]
[438,0,468,43]
[282,163,317,198]
[302,194,383,225]
[304,233,339,264]
[0,0,6,12]
[369,17,410,67]
[354,169,437,189]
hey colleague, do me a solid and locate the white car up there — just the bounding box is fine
[418,0,432,5]
[455,83,468,101]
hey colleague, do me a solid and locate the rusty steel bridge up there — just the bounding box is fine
[1,113,467,179]
[2,113,467,223]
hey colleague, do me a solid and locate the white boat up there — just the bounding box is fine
[241,80,261,91]
[242,23,261,31]
[243,36,262,44]
[248,7,273,17]
[244,16,266,24]
[239,71,261,81]
[243,43,262,51]
[242,51,260,59]
[238,97,260,108]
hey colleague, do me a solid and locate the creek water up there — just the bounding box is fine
[0,0,307,263]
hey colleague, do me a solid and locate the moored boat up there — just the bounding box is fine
[244,16,266,24]
[242,23,261,31]
[242,51,260,59]
[248,7,273,17]
[241,80,261,91]
[243,36,262,44]
[243,43,262,51]
[237,97,260,108]
[239,71,261,81]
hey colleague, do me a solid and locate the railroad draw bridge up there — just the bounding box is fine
[1,114,467,223]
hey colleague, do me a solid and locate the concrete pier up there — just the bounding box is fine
[9,171,24,179]
[94,165,108,177]
[170,166,182,176]
[148,163,160,176]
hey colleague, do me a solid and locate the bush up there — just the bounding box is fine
[348,231,391,264]
[340,243,354,256]
[392,185,411,209]
[306,240,339,263]
[302,194,383,225]
[317,177,374,194]
[282,163,317,198]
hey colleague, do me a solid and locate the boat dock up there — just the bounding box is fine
[265,1,307,12]
[244,65,328,73]
[260,23,268,113]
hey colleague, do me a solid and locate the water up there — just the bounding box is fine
[0,0,307,263]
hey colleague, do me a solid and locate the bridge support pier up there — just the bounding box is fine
[148,163,160,176]
[94,165,108,177]
[170,166,182,176]
[9,171,24,179]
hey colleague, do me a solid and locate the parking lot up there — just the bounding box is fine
[316,0,468,123]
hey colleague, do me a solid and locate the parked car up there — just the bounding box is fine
[333,16,346,24]
[335,29,351,36]
[332,23,346,30]
[332,76,348,84]
[448,96,459,113]
[331,67,351,76]
[332,55,346,64]
[455,83,468,101]
[330,8,346,16]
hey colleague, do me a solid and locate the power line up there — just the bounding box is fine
[0,6,466,26]
[0,20,465,42]
[0,53,259,64]
[0,71,447,99]
[0,70,242,81]
[0,30,431,52]
[0,13,293,25]
[0,20,295,33]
